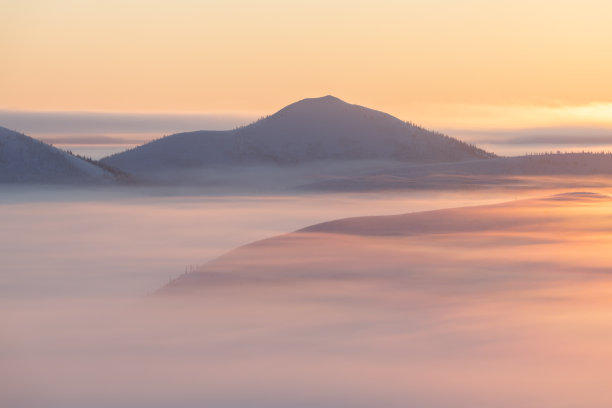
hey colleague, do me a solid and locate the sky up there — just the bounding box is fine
[2,0,612,133]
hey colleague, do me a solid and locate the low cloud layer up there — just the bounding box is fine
[447,126,612,146]
[0,110,257,140]
[4,188,612,408]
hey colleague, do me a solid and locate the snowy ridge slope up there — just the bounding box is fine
[0,126,124,184]
[101,96,493,174]
[232,95,492,163]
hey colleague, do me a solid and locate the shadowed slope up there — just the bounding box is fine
[0,126,125,184]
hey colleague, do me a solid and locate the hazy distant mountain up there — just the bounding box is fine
[0,126,125,184]
[101,96,494,175]
[305,152,612,191]
[159,192,611,295]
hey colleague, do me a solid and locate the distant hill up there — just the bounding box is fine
[305,152,612,191]
[101,96,494,175]
[0,126,126,184]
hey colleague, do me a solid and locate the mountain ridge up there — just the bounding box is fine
[0,126,127,184]
[101,96,494,175]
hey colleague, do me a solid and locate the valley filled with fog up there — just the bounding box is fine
[4,185,612,408]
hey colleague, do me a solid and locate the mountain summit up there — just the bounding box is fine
[101,96,494,174]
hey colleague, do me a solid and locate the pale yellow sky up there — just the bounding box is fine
[2,0,612,129]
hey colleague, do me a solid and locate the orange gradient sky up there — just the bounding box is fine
[2,0,612,129]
